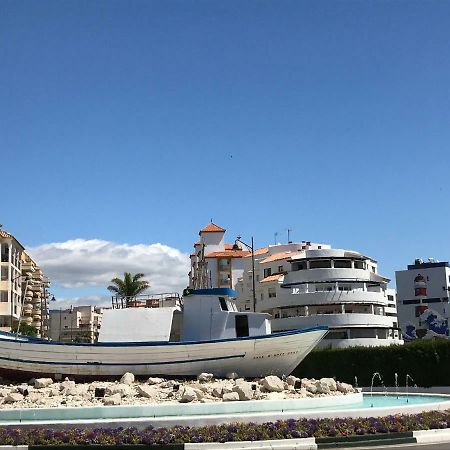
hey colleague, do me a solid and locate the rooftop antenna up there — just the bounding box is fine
[287,228,292,244]
[274,232,278,245]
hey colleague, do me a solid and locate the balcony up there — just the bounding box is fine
[257,289,389,312]
[271,313,395,331]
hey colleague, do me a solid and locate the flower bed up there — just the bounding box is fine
[1,410,450,445]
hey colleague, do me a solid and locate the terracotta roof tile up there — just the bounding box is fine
[0,230,13,239]
[224,243,235,250]
[260,274,284,283]
[200,223,226,233]
[205,250,250,258]
[244,247,269,257]
[260,252,294,264]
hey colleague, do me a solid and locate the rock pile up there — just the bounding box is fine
[0,373,358,409]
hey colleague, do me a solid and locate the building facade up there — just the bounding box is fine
[0,229,51,337]
[20,252,51,338]
[235,242,402,348]
[395,259,450,341]
[0,230,23,330]
[49,306,103,343]
[189,223,249,289]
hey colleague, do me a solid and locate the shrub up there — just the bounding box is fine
[293,339,450,387]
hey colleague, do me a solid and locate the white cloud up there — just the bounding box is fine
[27,239,191,299]
[48,295,111,311]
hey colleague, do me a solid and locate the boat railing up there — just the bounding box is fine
[111,292,182,309]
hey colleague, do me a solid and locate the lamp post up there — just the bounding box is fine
[233,236,256,312]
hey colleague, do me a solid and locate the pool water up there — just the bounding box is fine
[314,393,450,412]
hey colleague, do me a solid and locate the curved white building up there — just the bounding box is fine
[235,242,402,349]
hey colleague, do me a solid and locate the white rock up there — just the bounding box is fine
[136,385,156,399]
[197,373,214,383]
[34,378,53,389]
[302,379,318,394]
[222,385,233,395]
[62,385,82,397]
[222,392,240,402]
[261,375,284,393]
[212,387,223,398]
[286,375,300,386]
[232,382,254,401]
[320,377,337,391]
[337,381,354,394]
[147,377,164,385]
[103,393,121,405]
[192,388,204,401]
[266,391,287,400]
[105,384,131,397]
[27,392,42,402]
[120,372,135,385]
[180,387,197,403]
[4,393,23,403]
[315,379,330,394]
[60,380,76,391]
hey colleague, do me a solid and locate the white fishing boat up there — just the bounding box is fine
[0,287,327,381]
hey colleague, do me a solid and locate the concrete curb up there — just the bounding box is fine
[0,428,449,449]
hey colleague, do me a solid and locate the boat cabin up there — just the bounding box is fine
[98,288,270,343]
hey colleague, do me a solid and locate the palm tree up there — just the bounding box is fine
[107,272,150,299]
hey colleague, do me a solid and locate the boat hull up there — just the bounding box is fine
[0,327,327,381]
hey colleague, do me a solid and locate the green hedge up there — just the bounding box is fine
[293,339,450,387]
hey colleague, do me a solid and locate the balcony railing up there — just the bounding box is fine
[111,292,182,309]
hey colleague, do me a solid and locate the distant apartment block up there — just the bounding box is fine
[396,259,450,341]
[49,305,103,343]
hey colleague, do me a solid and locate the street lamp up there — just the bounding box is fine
[233,236,256,312]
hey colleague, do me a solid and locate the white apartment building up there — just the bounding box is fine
[189,223,249,289]
[235,242,402,349]
[0,229,51,337]
[49,305,103,343]
[0,230,23,329]
[395,259,450,341]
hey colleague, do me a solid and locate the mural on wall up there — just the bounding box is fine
[402,273,449,340]
[403,308,449,341]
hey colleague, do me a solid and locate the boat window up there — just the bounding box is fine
[235,315,249,337]
[219,297,228,311]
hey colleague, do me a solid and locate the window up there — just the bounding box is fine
[387,295,394,301]
[334,259,352,269]
[277,265,283,273]
[268,288,276,298]
[263,268,272,278]
[354,260,366,270]
[309,260,332,269]
[338,285,352,292]
[0,267,7,281]
[0,291,8,302]
[218,297,228,311]
[293,261,307,271]
[235,315,249,337]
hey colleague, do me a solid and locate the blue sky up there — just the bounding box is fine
[2,0,450,304]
